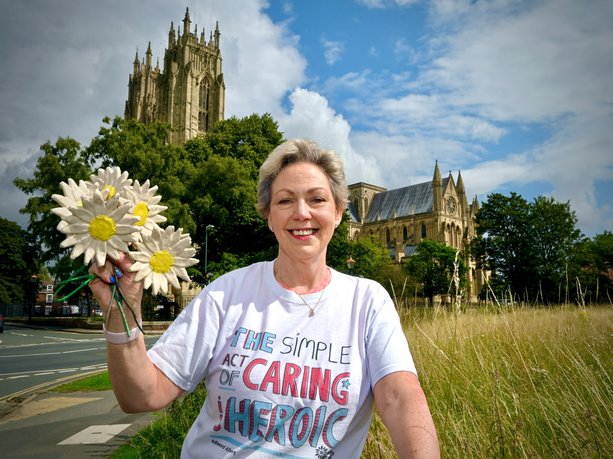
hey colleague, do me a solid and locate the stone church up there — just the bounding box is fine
[124,8,225,144]
[125,9,484,300]
[347,162,485,298]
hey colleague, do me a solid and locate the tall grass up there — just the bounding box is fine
[388,305,613,458]
[113,305,612,458]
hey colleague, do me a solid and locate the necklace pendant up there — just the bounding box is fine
[309,309,315,317]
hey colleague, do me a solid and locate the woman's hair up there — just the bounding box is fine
[257,139,348,218]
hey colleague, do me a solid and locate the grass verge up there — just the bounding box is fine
[51,371,112,392]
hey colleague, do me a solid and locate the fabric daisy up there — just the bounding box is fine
[58,189,141,267]
[90,166,132,202]
[129,225,198,295]
[126,179,168,240]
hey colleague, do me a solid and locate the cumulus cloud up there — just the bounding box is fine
[277,88,383,186]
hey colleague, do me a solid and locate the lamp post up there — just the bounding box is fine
[205,224,215,282]
[29,274,38,322]
[346,256,356,275]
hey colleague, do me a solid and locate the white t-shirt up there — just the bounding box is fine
[148,261,416,458]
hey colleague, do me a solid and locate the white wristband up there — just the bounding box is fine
[103,322,142,344]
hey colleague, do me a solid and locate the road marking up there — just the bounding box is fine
[58,424,131,445]
[0,363,107,381]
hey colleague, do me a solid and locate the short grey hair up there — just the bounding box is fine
[257,139,348,218]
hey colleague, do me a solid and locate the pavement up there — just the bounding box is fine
[0,388,157,458]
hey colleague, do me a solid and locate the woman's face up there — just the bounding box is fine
[268,162,342,264]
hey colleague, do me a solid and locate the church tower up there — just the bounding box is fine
[125,8,225,144]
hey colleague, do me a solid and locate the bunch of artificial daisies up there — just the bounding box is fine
[51,166,198,296]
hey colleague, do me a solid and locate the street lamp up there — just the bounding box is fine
[346,256,356,275]
[29,274,38,322]
[205,224,215,282]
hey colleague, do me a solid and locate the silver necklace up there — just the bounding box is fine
[296,289,326,317]
[274,262,330,317]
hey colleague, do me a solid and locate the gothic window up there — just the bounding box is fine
[403,226,408,242]
[421,223,427,240]
[198,79,210,131]
[386,228,391,245]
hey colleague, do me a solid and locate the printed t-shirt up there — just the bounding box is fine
[148,261,416,458]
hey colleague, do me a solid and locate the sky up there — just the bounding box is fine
[1,0,611,236]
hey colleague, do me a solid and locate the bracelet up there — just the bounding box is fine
[103,322,142,344]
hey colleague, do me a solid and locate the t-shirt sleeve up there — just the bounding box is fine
[365,284,417,388]
[147,289,223,393]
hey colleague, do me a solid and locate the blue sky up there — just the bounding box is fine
[0,0,611,236]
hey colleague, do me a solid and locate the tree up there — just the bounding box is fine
[13,137,92,269]
[0,218,40,304]
[472,192,581,303]
[405,239,468,306]
[568,231,613,304]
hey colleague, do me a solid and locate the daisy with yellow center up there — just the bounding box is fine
[51,178,94,232]
[126,180,168,240]
[129,225,198,295]
[58,189,141,267]
[90,166,132,202]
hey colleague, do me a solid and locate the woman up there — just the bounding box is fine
[90,139,440,458]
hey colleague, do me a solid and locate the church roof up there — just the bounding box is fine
[364,177,449,223]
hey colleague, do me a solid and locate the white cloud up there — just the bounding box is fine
[277,88,384,186]
[321,37,345,65]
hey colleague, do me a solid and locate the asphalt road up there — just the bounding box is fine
[0,324,159,400]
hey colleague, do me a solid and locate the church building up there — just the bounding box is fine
[347,162,485,298]
[124,8,225,144]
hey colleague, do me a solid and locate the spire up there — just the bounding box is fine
[145,42,152,67]
[433,161,443,213]
[214,21,220,48]
[457,170,465,192]
[433,160,442,184]
[183,7,191,37]
[168,21,176,46]
[132,49,139,74]
[201,27,205,44]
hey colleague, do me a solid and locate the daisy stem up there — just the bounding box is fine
[115,291,132,337]
[115,285,144,334]
[106,284,131,336]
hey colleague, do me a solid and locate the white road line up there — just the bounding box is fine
[58,424,131,445]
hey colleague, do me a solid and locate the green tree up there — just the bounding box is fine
[473,192,581,303]
[13,137,92,269]
[406,239,467,306]
[0,218,40,304]
[568,231,613,303]
[197,113,283,179]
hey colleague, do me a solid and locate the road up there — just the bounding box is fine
[0,323,159,399]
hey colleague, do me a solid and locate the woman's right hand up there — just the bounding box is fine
[88,252,144,328]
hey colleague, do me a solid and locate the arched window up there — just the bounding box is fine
[198,79,210,131]
[386,228,391,245]
[403,226,408,242]
[421,223,427,240]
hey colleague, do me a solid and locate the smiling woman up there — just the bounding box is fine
[88,139,440,458]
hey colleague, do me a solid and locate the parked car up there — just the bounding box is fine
[0,313,4,333]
